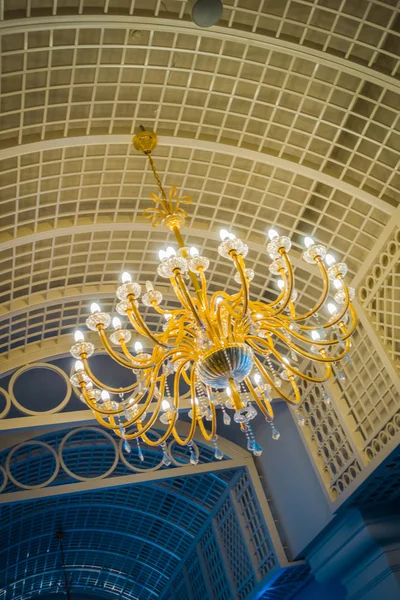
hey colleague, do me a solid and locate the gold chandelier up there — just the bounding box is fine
[70,129,357,462]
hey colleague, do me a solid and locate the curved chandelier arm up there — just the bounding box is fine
[283,303,357,347]
[122,376,167,440]
[81,385,123,416]
[127,303,170,349]
[268,328,352,363]
[98,329,154,369]
[139,359,191,446]
[197,402,217,441]
[81,357,140,394]
[286,257,330,323]
[119,339,156,366]
[250,350,300,404]
[173,271,204,330]
[171,366,199,446]
[245,377,274,420]
[269,256,295,317]
[231,253,249,317]
[257,335,332,384]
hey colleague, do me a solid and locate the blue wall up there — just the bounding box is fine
[292,577,346,600]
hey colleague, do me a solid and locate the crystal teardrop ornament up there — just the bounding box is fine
[123,439,131,453]
[214,446,224,460]
[271,424,280,440]
[189,449,199,465]
[252,441,263,456]
[137,441,144,462]
[162,448,172,466]
[223,410,231,426]
[297,413,305,427]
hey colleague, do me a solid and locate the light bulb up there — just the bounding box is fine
[325,254,336,266]
[121,272,132,283]
[220,229,231,241]
[164,313,172,321]
[101,390,110,401]
[74,330,84,342]
[311,330,321,341]
[112,317,121,330]
[277,279,285,290]
[304,237,315,248]
[90,302,101,314]
[327,302,337,315]
[189,246,199,257]
[134,341,143,353]
[253,373,262,385]
[159,249,167,261]
[194,397,199,406]
[166,247,176,258]
[145,280,154,292]
[282,357,290,365]
[74,360,84,372]
[333,279,343,289]
[268,229,279,240]
[226,387,232,397]
[161,399,171,411]
[215,296,223,305]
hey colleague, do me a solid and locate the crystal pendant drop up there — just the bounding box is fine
[271,423,280,440]
[345,352,352,364]
[123,439,131,453]
[189,448,198,465]
[137,440,144,462]
[161,444,172,466]
[290,350,298,363]
[252,441,263,456]
[322,389,331,404]
[247,438,255,452]
[222,408,231,426]
[337,371,346,383]
[214,445,224,460]
[297,412,305,427]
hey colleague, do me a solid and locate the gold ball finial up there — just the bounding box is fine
[133,127,158,154]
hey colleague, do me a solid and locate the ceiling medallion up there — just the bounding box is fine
[70,129,357,462]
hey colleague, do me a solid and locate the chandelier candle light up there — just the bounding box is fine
[70,129,357,461]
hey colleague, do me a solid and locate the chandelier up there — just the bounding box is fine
[70,129,357,463]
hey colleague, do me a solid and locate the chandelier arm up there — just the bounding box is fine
[245,377,274,420]
[339,310,358,339]
[231,253,249,317]
[173,271,205,330]
[210,290,241,314]
[171,365,198,446]
[122,375,167,439]
[252,334,332,383]
[128,303,170,348]
[119,340,156,366]
[95,328,151,369]
[81,358,140,394]
[197,403,217,441]
[136,359,190,446]
[283,257,330,323]
[248,347,300,404]
[266,328,351,363]
[81,386,124,416]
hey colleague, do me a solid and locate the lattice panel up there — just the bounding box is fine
[297,363,361,497]
[332,320,400,457]
[0,21,399,205]
[185,551,209,600]
[359,227,400,370]
[200,527,232,600]
[233,471,276,579]
[216,498,256,599]
[2,0,400,79]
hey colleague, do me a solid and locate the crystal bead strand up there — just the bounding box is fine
[187,440,199,465]
[160,441,171,466]
[211,435,224,460]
